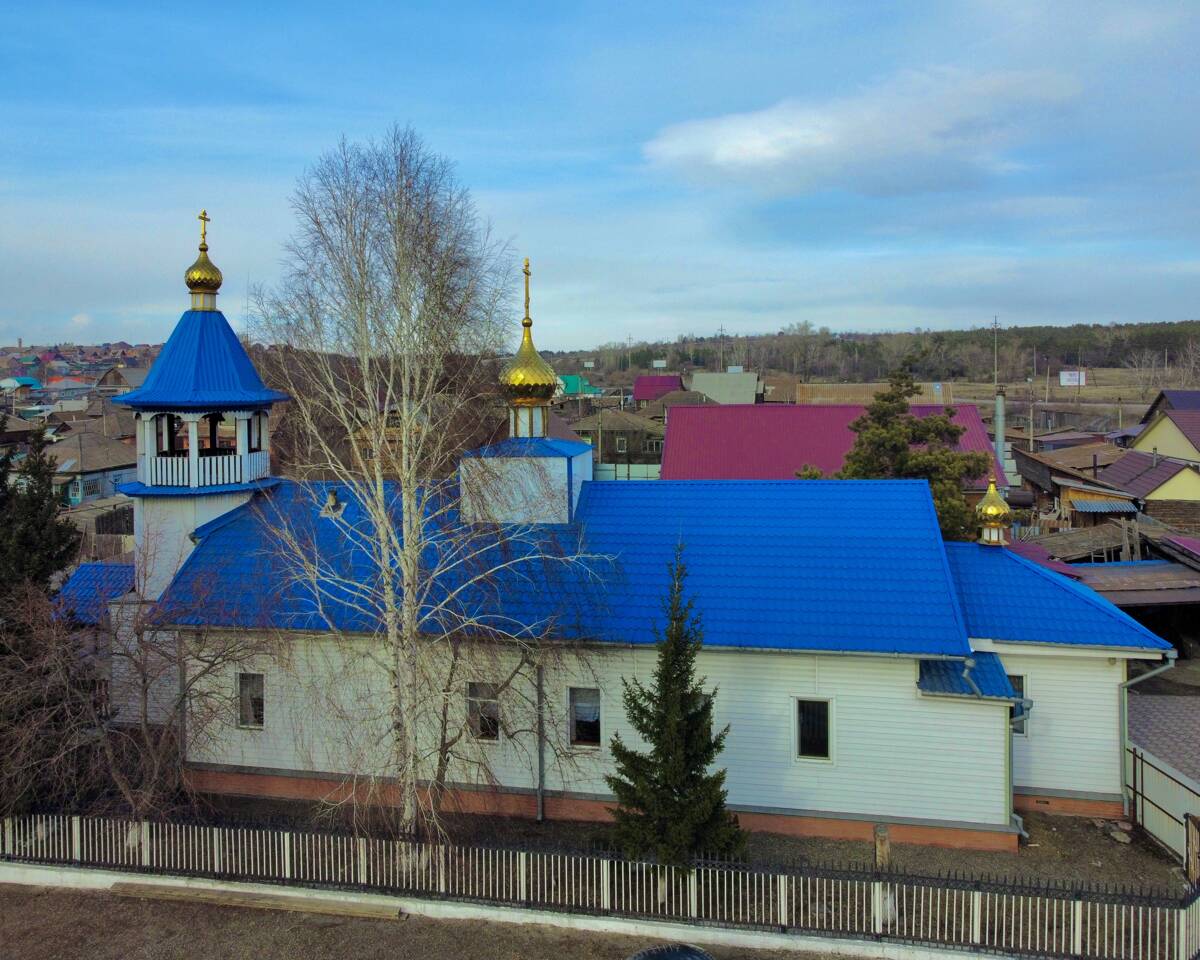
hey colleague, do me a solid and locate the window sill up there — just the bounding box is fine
[794,755,834,765]
[237,723,264,731]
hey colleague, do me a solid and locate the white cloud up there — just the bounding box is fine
[70,312,91,329]
[644,67,1081,196]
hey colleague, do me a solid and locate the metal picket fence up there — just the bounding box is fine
[3,812,1199,960]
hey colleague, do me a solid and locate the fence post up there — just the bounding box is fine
[688,868,698,918]
[971,889,982,944]
[1176,905,1187,960]
[1072,899,1084,956]
[872,881,884,935]
[438,846,447,894]
[140,822,151,869]
[211,827,222,875]
[2,818,11,858]
[281,832,292,880]
[601,858,612,912]
[518,851,528,903]
[777,874,789,929]
[357,837,367,887]
[71,816,81,862]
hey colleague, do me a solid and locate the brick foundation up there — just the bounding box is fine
[1014,793,1124,818]
[188,767,1018,852]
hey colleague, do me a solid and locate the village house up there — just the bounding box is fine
[571,408,664,464]
[631,374,684,408]
[43,428,139,505]
[659,402,1004,503]
[96,364,151,397]
[61,229,1175,854]
[688,369,762,405]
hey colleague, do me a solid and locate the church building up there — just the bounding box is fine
[61,219,1174,852]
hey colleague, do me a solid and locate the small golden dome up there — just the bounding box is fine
[977,477,1012,522]
[500,258,558,406]
[184,209,223,295]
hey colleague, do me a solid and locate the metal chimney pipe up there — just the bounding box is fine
[994,385,1006,478]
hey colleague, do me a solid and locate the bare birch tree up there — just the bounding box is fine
[251,126,608,837]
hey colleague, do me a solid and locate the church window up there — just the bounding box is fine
[795,698,831,760]
[238,673,265,728]
[1008,675,1027,735]
[467,682,500,741]
[569,687,601,747]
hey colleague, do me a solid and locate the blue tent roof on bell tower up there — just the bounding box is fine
[115,308,289,411]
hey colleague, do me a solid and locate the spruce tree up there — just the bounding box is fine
[835,359,991,540]
[0,426,80,591]
[606,546,744,866]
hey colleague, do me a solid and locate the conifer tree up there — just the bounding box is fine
[811,358,991,540]
[606,546,744,866]
[0,426,80,591]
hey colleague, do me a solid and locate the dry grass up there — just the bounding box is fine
[0,884,829,960]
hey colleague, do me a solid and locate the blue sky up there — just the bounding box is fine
[2,1,1198,351]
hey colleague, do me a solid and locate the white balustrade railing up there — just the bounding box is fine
[2,812,1198,960]
[145,451,270,488]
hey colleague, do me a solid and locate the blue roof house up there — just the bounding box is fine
[60,231,1172,852]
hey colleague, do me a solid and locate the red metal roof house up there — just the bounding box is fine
[660,403,1006,489]
[632,374,684,406]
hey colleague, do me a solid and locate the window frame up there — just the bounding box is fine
[1007,674,1028,737]
[614,435,628,454]
[237,672,265,729]
[792,695,834,764]
[568,686,602,750]
[467,681,502,743]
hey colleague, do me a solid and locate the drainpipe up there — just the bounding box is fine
[961,657,983,698]
[1119,651,1177,816]
[536,665,545,822]
[994,386,1006,480]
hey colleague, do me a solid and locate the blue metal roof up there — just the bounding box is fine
[944,543,1170,650]
[57,562,135,625]
[918,652,1016,700]
[117,478,281,498]
[158,478,974,657]
[463,437,593,458]
[115,309,288,411]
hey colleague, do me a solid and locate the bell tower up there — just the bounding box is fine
[115,213,288,597]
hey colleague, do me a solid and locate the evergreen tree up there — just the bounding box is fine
[0,426,80,591]
[835,359,991,540]
[606,546,744,866]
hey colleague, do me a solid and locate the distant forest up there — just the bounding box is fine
[545,320,1200,389]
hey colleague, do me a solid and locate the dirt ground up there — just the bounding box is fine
[210,793,1186,895]
[0,884,829,960]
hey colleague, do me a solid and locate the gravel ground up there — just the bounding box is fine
[0,884,829,960]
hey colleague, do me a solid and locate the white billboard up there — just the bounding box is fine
[652,359,667,369]
[583,360,595,369]
[1059,370,1086,387]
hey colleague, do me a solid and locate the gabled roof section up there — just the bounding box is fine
[661,403,1004,486]
[159,477,973,657]
[57,562,135,625]
[633,375,684,404]
[944,543,1170,650]
[115,310,288,411]
[1142,390,1200,424]
[1098,450,1190,498]
[1163,410,1200,454]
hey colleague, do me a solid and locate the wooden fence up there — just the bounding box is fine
[3,812,1199,960]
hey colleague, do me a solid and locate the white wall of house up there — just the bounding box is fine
[134,492,251,599]
[997,647,1125,800]
[188,637,1011,830]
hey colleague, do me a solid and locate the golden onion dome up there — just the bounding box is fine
[500,258,558,406]
[976,476,1012,523]
[184,209,223,294]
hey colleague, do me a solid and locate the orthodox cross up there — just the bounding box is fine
[198,209,211,245]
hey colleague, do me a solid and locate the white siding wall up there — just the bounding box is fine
[189,638,1011,829]
[135,492,251,599]
[459,457,570,524]
[1002,650,1124,798]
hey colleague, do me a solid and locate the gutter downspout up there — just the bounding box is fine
[1119,651,1177,816]
[536,665,545,822]
[961,657,983,698]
